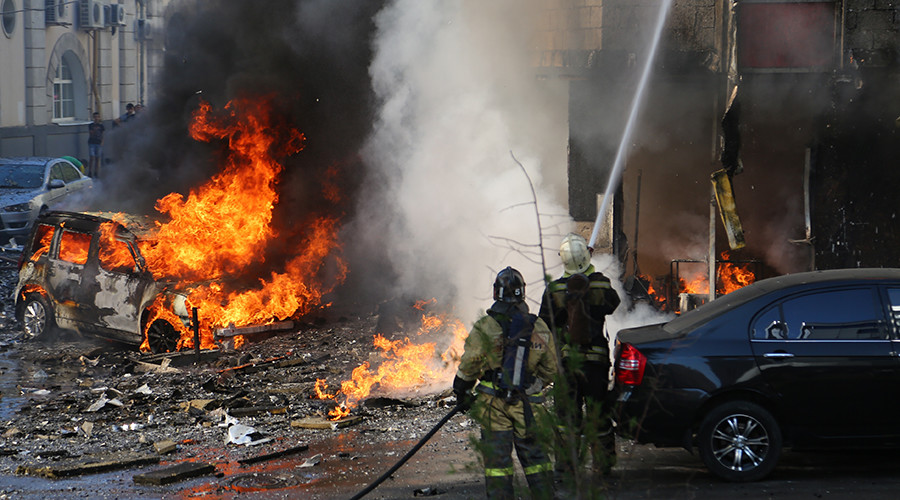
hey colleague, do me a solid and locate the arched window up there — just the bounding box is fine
[1,0,15,38]
[53,58,75,121]
[48,40,90,122]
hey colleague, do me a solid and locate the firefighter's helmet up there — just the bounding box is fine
[559,233,592,274]
[493,267,525,303]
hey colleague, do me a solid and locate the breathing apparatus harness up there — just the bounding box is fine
[476,304,541,404]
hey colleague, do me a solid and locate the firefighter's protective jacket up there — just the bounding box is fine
[455,302,558,388]
[538,263,620,351]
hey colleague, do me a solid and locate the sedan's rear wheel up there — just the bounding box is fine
[21,294,55,339]
[146,320,179,354]
[698,401,782,482]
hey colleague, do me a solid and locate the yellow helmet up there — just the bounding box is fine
[559,233,592,274]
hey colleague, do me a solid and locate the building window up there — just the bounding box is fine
[53,58,75,121]
[1,0,15,38]
[738,1,836,71]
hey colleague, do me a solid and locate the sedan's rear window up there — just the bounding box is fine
[781,288,886,340]
[0,164,44,189]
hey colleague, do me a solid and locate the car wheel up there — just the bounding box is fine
[146,319,180,354]
[21,294,55,339]
[697,400,782,482]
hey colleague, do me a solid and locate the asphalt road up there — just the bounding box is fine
[4,431,900,499]
[608,441,900,500]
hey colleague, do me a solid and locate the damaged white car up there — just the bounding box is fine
[13,211,192,353]
[0,157,93,245]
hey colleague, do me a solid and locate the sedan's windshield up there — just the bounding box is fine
[0,164,45,189]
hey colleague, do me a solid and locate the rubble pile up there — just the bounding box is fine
[0,263,476,496]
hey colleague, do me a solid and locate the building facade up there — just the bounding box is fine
[0,0,168,160]
[534,0,900,278]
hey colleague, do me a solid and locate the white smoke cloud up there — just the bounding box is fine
[360,0,571,320]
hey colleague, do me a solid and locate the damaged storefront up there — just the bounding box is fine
[554,0,900,310]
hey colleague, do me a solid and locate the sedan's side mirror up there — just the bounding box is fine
[49,179,65,189]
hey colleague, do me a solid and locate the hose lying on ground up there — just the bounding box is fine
[349,403,463,500]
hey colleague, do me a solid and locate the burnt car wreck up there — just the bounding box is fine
[14,211,192,353]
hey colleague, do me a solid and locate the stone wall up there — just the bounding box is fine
[845,0,900,66]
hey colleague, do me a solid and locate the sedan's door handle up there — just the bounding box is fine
[764,352,795,359]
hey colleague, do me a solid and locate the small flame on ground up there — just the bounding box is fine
[315,303,468,421]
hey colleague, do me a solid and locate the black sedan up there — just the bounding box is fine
[613,268,900,481]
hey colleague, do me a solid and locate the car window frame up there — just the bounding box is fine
[49,164,66,185]
[750,284,892,342]
[57,228,93,266]
[59,162,81,183]
[28,223,58,261]
[97,223,140,274]
[880,286,900,340]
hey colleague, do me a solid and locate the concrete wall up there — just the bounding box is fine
[0,0,26,127]
[534,0,720,71]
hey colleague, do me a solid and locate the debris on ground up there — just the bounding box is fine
[0,265,475,497]
[133,461,217,485]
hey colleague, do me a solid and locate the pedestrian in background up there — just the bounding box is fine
[87,112,104,177]
[114,103,135,126]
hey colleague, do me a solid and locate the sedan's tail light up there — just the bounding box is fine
[616,343,647,386]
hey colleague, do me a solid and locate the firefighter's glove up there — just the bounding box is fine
[452,375,476,411]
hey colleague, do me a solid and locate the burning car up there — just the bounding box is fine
[13,211,192,353]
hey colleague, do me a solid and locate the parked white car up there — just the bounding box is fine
[0,157,93,245]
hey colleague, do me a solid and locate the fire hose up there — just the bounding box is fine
[349,403,463,500]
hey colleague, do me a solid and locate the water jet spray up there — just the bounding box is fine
[589,0,674,249]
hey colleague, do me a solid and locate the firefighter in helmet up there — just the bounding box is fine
[453,266,558,500]
[539,233,621,478]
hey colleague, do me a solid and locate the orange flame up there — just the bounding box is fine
[30,224,55,261]
[678,252,756,297]
[140,294,194,352]
[139,98,305,281]
[681,273,709,295]
[643,276,667,310]
[314,378,337,400]
[98,222,137,273]
[717,252,756,294]
[124,96,346,351]
[59,229,91,265]
[317,304,468,420]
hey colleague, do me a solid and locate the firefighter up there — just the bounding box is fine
[539,233,621,479]
[453,266,558,500]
